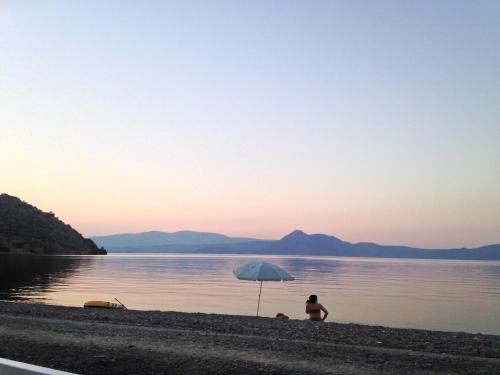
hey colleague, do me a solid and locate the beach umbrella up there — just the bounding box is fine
[233,261,294,316]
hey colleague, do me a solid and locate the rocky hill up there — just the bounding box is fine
[0,194,106,255]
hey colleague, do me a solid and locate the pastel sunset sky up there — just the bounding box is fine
[1,1,499,248]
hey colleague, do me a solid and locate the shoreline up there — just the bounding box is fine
[0,301,499,374]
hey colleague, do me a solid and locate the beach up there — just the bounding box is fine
[0,301,499,374]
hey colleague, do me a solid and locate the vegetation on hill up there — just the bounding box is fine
[0,194,106,255]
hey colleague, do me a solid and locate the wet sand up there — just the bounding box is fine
[0,301,499,374]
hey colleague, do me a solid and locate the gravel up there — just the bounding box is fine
[0,301,499,374]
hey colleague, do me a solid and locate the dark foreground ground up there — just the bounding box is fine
[0,301,499,374]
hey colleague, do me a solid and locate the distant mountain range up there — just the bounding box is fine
[91,231,260,248]
[91,229,500,260]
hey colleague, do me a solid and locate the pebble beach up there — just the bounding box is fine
[0,301,499,374]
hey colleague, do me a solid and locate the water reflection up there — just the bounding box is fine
[0,255,96,301]
[1,254,499,334]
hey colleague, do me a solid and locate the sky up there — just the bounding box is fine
[1,1,499,248]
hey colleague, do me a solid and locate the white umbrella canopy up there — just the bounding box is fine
[233,261,294,316]
[233,261,295,281]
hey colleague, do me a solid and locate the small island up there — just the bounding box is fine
[0,194,106,255]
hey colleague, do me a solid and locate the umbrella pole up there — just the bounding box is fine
[256,281,263,316]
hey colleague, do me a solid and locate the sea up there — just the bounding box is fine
[1,254,499,335]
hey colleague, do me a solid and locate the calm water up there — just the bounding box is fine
[1,254,499,334]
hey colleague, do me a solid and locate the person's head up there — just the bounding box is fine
[307,294,318,304]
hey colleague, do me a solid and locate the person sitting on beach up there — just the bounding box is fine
[275,312,289,320]
[305,294,328,322]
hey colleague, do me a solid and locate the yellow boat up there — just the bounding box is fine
[84,300,126,309]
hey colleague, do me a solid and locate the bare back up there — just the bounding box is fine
[306,302,327,321]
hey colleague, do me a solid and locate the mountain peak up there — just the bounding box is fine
[281,230,308,241]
